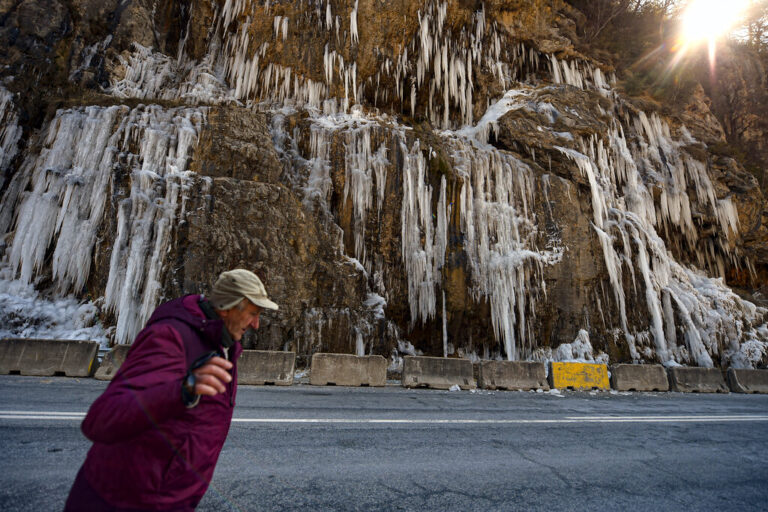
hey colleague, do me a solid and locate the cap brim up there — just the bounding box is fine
[248,296,279,310]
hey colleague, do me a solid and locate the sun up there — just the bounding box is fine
[680,0,751,45]
[670,0,752,70]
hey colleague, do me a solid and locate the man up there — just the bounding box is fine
[65,269,278,511]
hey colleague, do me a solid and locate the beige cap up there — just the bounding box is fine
[210,269,279,311]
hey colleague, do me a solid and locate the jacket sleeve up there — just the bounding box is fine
[81,323,189,444]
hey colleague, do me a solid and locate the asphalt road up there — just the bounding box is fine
[1,375,767,511]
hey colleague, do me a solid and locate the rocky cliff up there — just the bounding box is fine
[0,0,766,369]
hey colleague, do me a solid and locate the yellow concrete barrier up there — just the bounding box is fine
[549,362,610,390]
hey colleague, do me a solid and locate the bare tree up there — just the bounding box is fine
[744,0,768,53]
[567,0,681,42]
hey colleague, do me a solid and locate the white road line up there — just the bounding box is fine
[0,415,85,420]
[1,412,767,424]
[229,416,768,424]
[568,415,767,420]
[0,411,86,416]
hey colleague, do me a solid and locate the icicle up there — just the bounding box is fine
[355,329,364,356]
[556,146,606,229]
[447,131,562,359]
[0,86,22,177]
[350,0,359,45]
[6,105,205,344]
[442,290,448,358]
[401,139,440,324]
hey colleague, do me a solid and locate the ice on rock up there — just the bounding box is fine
[343,126,389,263]
[0,86,22,175]
[295,304,383,359]
[8,106,124,290]
[273,16,289,41]
[111,44,235,105]
[355,329,365,356]
[556,330,594,361]
[0,89,26,236]
[442,290,448,358]
[548,55,611,93]
[554,102,767,366]
[364,293,386,320]
[397,339,420,356]
[0,270,108,345]
[69,35,113,82]
[2,0,765,368]
[446,130,563,360]
[401,139,442,324]
[350,0,359,45]
[455,88,531,143]
[200,0,612,129]
[286,111,391,267]
[210,0,531,123]
[4,105,206,344]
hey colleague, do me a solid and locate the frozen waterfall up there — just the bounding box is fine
[2,105,206,344]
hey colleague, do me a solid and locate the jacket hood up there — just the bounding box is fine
[146,295,226,349]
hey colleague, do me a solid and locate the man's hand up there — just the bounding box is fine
[191,356,233,396]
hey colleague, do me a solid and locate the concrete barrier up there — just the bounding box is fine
[94,345,132,381]
[667,367,728,393]
[310,353,386,387]
[610,364,669,392]
[478,361,549,391]
[726,369,768,394]
[0,338,98,377]
[238,350,295,386]
[549,362,610,390]
[402,356,476,390]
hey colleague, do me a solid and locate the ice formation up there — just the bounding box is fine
[342,123,389,263]
[0,86,22,176]
[2,105,206,344]
[110,43,235,104]
[552,329,610,364]
[451,136,562,360]
[551,106,765,367]
[0,269,108,345]
[270,97,563,360]
[295,305,382,358]
[400,139,444,324]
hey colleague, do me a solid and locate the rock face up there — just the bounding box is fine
[699,45,768,290]
[0,0,766,369]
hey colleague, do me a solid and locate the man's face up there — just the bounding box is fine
[219,300,262,341]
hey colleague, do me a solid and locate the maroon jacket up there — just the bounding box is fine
[67,295,241,511]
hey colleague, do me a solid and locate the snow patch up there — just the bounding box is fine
[0,271,108,345]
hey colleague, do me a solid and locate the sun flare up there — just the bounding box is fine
[670,0,752,70]
[680,0,751,45]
